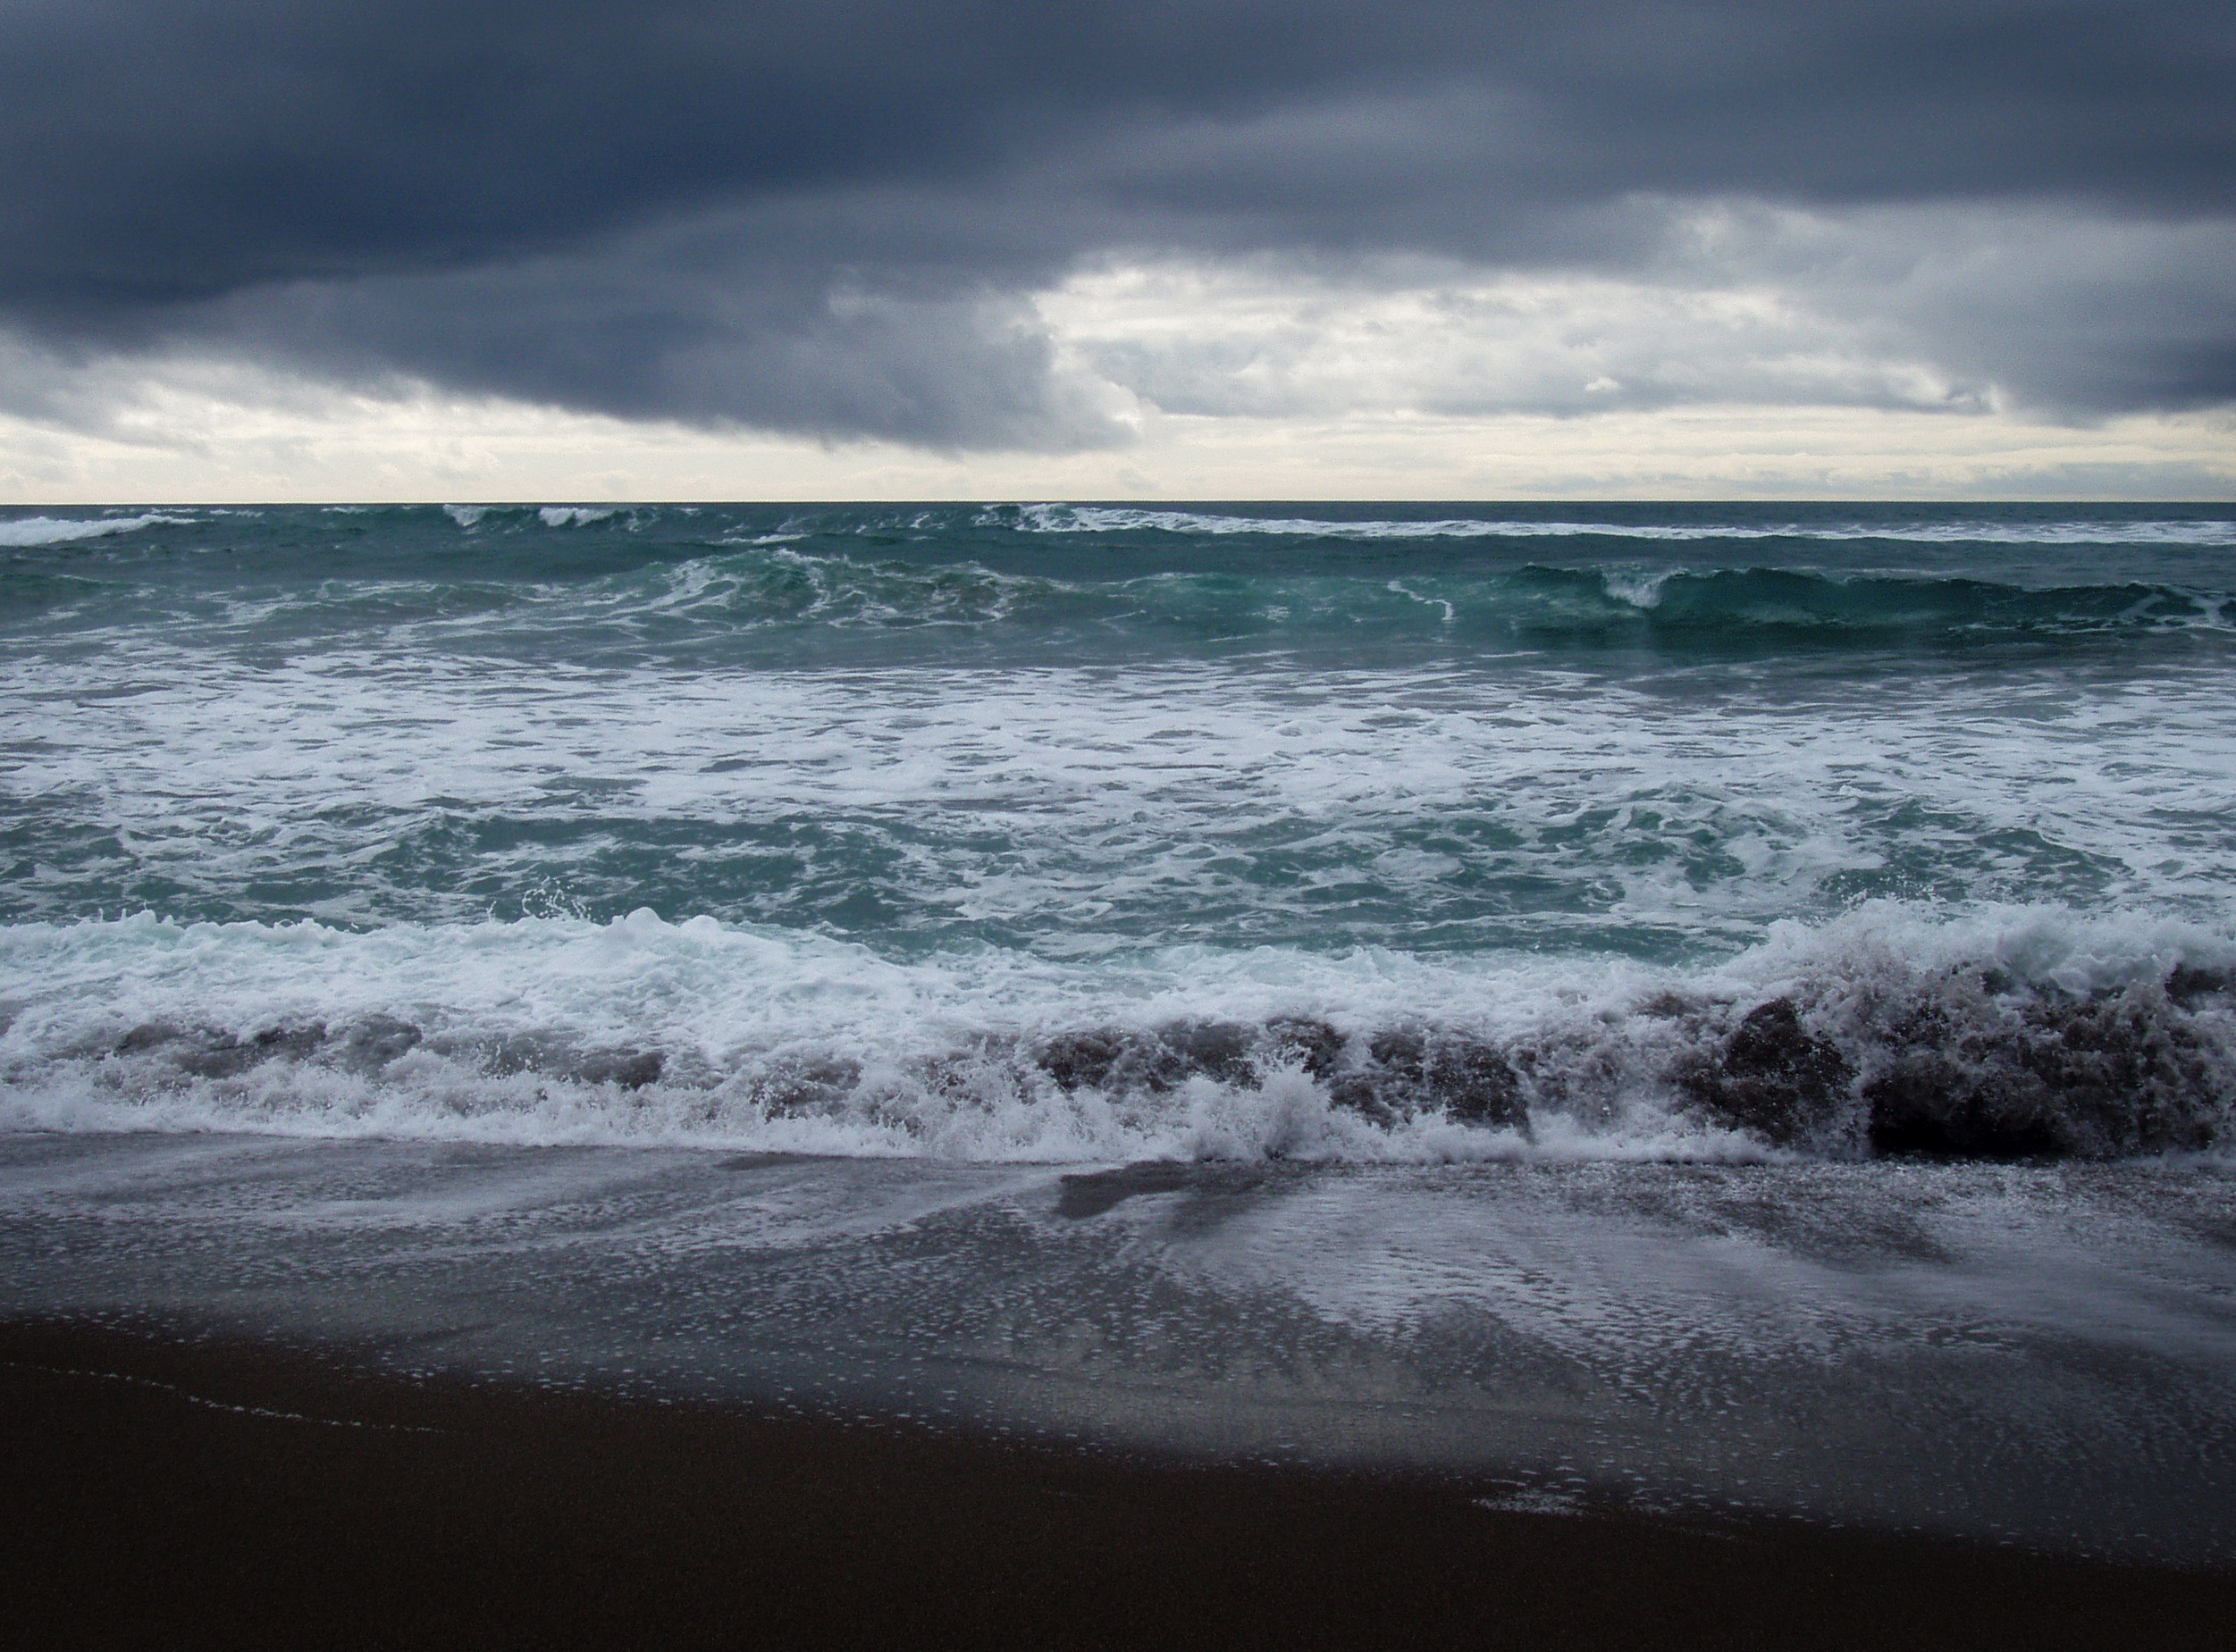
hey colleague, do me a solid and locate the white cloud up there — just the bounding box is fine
[1037,254,1983,421]
[0,348,2226,504]
[1038,200,2236,426]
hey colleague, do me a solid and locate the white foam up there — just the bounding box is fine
[1,901,2229,1161]
[1383,580,1457,622]
[444,503,628,529]
[0,513,191,547]
[9,644,2234,940]
[997,504,2236,549]
[1600,569,1672,608]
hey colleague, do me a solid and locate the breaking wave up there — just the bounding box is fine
[556,551,2236,655]
[641,551,2230,636]
[265,545,2233,653]
[4,903,2230,1164]
[0,513,195,548]
[13,505,2233,663]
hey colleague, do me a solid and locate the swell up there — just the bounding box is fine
[623,555,2230,645]
[8,500,2233,658]
[11,546,2225,655]
[1589,566,2229,641]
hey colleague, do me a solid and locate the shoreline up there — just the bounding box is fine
[4,1317,2232,1650]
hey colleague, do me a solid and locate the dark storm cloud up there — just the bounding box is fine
[2,0,2231,442]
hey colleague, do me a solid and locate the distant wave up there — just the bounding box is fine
[7,534,2229,698]
[505,549,2236,644]
[1576,565,2231,635]
[441,503,650,530]
[13,504,2230,554]
[4,903,2230,1164]
[990,504,2236,549]
[0,513,196,548]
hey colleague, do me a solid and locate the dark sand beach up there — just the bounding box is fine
[6,1317,2232,1651]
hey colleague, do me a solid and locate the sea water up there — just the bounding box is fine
[4,500,2234,1556]
[5,499,2235,1159]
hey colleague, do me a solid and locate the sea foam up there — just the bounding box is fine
[994,504,2236,549]
[3,902,2229,1163]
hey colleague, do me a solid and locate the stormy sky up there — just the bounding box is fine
[1,0,2231,495]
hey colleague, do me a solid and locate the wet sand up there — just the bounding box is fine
[4,1318,2230,1650]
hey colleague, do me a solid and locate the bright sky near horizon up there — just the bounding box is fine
[2,2,2230,501]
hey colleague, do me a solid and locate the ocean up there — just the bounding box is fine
[4,499,2236,1559]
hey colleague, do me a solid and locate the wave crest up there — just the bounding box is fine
[0,513,195,548]
[540,549,2235,649]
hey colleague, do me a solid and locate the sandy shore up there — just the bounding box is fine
[4,1318,2231,1650]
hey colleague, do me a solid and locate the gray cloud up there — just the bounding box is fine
[201,224,1131,450]
[1,1,2230,445]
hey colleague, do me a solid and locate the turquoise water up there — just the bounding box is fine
[3,501,2234,1161]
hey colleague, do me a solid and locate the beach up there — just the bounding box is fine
[10,1314,2233,1651]
[4,1131,2234,1578]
